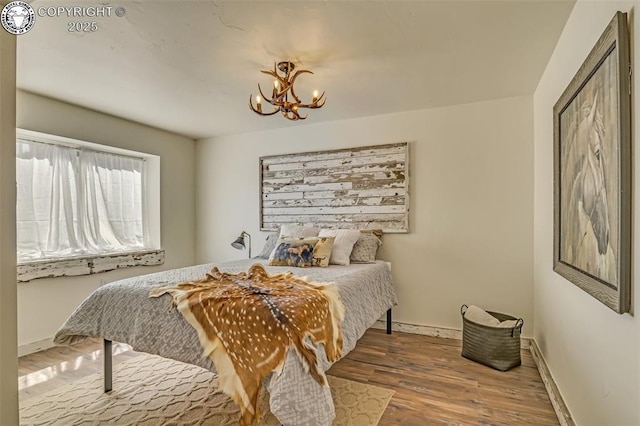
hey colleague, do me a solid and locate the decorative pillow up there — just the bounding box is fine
[318,229,361,265]
[269,225,321,259]
[256,232,279,259]
[311,237,335,267]
[360,229,383,238]
[350,233,382,263]
[279,224,320,238]
[268,237,318,267]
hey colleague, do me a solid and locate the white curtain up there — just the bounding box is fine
[16,139,145,262]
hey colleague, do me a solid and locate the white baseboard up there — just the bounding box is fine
[373,319,461,339]
[18,337,55,357]
[529,340,575,426]
[373,319,531,349]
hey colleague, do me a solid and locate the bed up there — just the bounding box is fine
[54,258,397,425]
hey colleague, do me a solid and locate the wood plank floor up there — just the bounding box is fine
[18,330,558,425]
[328,330,558,425]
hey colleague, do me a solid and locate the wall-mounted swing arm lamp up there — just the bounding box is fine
[231,231,252,258]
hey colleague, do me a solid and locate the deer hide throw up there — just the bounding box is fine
[149,263,345,425]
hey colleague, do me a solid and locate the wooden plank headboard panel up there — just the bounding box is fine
[260,142,409,233]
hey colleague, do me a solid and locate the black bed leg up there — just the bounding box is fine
[104,339,112,392]
[386,309,392,334]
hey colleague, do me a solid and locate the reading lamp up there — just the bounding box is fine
[231,231,252,258]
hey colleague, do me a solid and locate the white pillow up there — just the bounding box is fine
[280,224,320,238]
[318,229,360,265]
[256,232,279,259]
[269,225,320,260]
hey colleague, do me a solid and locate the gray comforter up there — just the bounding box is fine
[54,259,397,426]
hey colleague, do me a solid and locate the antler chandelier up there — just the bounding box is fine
[248,61,326,121]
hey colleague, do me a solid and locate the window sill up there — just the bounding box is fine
[17,249,165,283]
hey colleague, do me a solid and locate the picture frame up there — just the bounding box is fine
[553,11,631,314]
[259,142,409,233]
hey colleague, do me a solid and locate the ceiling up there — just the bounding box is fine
[18,1,575,139]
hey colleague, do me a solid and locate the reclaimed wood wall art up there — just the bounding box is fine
[260,142,409,233]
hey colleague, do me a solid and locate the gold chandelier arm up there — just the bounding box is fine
[273,84,291,99]
[257,84,274,104]
[289,70,313,103]
[249,95,279,116]
[261,69,286,86]
[282,109,304,121]
[261,69,288,95]
[296,91,326,109]
[290,105,307,120]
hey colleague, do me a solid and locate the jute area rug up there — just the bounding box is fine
[20,353,394,425]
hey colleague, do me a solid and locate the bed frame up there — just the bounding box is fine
[103,308,393,392]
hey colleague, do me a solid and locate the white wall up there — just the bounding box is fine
[196,96,534,335]
[533,2,639,425]
[16,91,196,347]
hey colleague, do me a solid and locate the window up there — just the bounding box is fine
[16,131,160,269]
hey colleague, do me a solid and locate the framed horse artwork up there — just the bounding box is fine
[553,11,631,314]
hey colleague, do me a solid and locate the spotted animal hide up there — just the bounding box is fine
[149,263,345,425]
